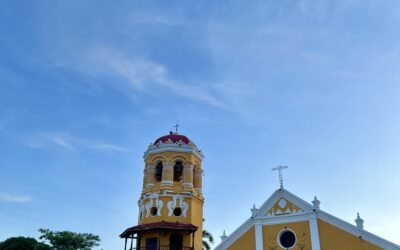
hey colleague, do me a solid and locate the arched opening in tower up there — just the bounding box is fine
[173,161,183,182]
[155,161,163,182]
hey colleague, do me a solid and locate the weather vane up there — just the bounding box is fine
[272,165,288,189]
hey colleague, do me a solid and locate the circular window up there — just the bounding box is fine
[278,229,296,249]
[173,207,182,216]
[150,207,158,216]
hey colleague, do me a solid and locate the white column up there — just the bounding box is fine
[255,222,263,250]
[309,217,321,250]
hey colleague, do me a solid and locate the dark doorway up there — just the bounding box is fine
[169,234,183,250]
[146,237,157,250]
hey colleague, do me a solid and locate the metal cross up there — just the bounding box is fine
[173,122,179,133]
[272,165,288,189]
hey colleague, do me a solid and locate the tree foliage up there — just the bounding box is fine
[38,229,100,250]
[0,237,51,250]
[202,230,214,250]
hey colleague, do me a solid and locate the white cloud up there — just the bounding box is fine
[26,132,129,153]
[0,193,32,203]
[43,133,76,151]
[89,143,129,153]
[60,47,227,109]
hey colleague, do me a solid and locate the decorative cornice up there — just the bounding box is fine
[143,140,204,160]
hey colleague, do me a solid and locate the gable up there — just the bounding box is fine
[214,188,400,250]
[255,189,313,218]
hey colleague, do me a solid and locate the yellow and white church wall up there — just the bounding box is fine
[215,189,400,250]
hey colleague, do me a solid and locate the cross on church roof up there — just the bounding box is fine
[272,165,288,189]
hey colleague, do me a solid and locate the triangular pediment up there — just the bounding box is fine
[254,189,313,218]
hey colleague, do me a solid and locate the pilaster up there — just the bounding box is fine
[182,163,194,190]
[161,161,173,187]
[309,217,321,250]
[145,164,155,189]
[255,222,263,250]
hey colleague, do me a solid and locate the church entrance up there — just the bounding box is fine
[169,234,183,250]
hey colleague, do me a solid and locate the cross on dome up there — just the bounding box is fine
[173,121,179,134]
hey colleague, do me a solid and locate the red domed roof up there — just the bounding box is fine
[154,131,191,145]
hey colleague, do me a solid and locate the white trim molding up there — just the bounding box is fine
[309,217,321,250]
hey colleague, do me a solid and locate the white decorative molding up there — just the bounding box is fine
[167,195,178,216]
[143,141,204,161]
[145,183,155,189]
[251,204,258,217]
[355,213,364,230]
[166,194,189,218]
[312,196,320,210]
[160,180,173,186]
[182,182,193,188]
[138,199,144,220]
[221,230,228,242]
[278,198,287,208]
[144,193,163,217]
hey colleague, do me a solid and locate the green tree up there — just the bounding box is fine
[38,229,100,250]
[0,236,51,250]
[202,230,214,250]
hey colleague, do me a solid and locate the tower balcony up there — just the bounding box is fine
[129,246,193,250]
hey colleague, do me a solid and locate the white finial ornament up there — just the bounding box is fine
[221,230,228,242]
[272,165,288,189]
[355,213,364,230]
[251,204,258,217]
[312,196,320,210]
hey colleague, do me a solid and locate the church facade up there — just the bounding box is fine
[215,188,400,250]
[120,131,399,250]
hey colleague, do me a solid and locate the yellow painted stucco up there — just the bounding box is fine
[263,221,311,250]
[138,147,204,250]
[227,227,256,250]
[318,219,382,250]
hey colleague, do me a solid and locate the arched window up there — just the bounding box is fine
[173,161,183,182]
[155,162,163,182]
[193,166,198,187]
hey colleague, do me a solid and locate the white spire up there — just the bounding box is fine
[355,213,364,230]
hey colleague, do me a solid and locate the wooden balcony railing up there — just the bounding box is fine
[130,246,193,250]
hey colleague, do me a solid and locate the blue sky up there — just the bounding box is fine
[1,1,400,249]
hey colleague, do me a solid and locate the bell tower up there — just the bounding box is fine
[121,131,204,250]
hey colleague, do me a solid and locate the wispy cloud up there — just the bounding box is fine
[26,132,129,153]
[57,47,227,109]
[0,193,32,203]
